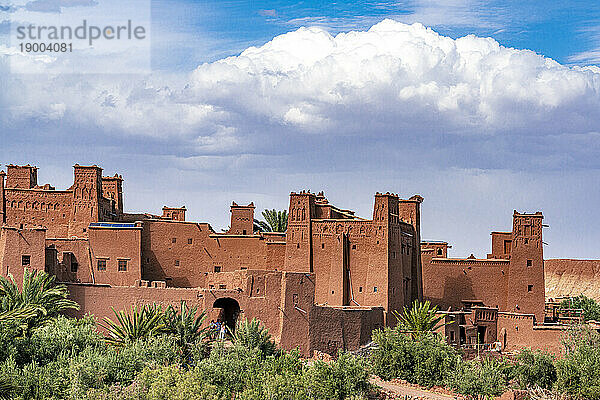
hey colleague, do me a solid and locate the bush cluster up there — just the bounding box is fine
[0,315,372,400]
[0,316,181,400]
[370,327,459,387]
[370,323,600,399]
[86,345,371,400]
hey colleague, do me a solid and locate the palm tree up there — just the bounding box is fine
[101,304,165,346]
[392,300,450,339]
[164,301,209,365]
[254,209,288,232]
[0,306,38,323]
[0,269,80,336]
[0,375,13,400]
[233,318,276,357]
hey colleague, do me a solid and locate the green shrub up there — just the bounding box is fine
[73,335,179,387]
[560,295,600,322]
[555,326,600,399]
[370,328,459,387]
[513,348,556,390]
[0,322,30,365]
[0,356,72,400]
[135,365,220,400]
[28,315,102,365]
[194,343,264,397]
[304,352,371,400]
[447,358,508,397]
[234,318,277,357]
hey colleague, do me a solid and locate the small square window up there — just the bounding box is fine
[172,238,177,243]
[97,259,107,271]
[352,244,356,249]
[21,255,30,266]
[321,243,325,249]
[297,243,300,249]
[526,260,533,267]
[243,229,247,235]
[214,266,221,272]
[331,290,335,294]
[188,238,193,244]
[175,260,180,267]
[118,260,128,272]
[219,284,226,290]
[524,238,529,244]
[528,284,533,292]
[209,284,214,289]
[359,286,363,292]
[373,286,378,293]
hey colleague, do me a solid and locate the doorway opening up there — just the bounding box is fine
[212,297,241,335]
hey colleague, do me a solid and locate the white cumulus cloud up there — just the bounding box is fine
[2,19,600,163]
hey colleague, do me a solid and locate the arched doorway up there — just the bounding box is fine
[212,298,241,335]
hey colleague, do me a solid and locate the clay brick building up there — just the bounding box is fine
[421,212,570,354]
[0,164,424,356]
[1,162,590,355]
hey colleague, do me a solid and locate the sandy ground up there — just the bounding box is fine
[370,376,458,399]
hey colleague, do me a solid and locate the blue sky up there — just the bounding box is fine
[150,0,600,70]
[1,0,600,259]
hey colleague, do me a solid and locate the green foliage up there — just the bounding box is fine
[254,209,288,233]
[370,327,459,387]
[234,318,277,357]
[28,315,102,365]
[101,304,165,346]
[0,269,80,336]
[555,325,600,399]
[0,306,38,324]
[304,352,372,400]
[194,343,264,396]
[0,329,178,400]
[560,295,600,322]
[513,349,557,390]
[163,301,209,365]
[0,315,100,367]
[446,357,508,398]
[91,345,371,400]
[0,374,13,400]
[135,365,219,400]
[392,300,449,339]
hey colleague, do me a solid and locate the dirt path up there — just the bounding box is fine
[370,377,458,399]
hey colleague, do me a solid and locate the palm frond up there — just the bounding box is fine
[234,318,276,357]
[0,269,79,336]
[253,219,272,233]
[0,375,14,400]
[0,305,39,323]
[255,209,288,233]
[101,304,165,346]
[164,300,210,365]
[393,300,451,339]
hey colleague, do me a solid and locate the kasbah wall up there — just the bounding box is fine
[0,163,594,356]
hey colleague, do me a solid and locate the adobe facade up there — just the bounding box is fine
[0,164,423,356]
[422,212,577,353]
[1,163,591,355]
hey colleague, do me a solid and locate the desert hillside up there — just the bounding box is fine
[545,259,600,301]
